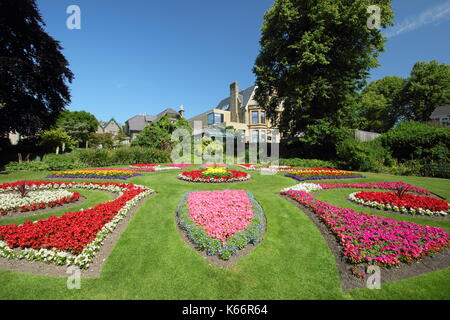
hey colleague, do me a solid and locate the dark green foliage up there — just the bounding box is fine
[400,61,450,121]
[279,158,337,168]
[253,0,393,157]
[379,121,450,164]
[0,0,73,136]
[336,138,393,172]
[75,147,171,167]
[4,153,81,172]
[358,76,406,132]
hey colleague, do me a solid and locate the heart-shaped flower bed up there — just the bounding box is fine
[177,190,265,261]
[0,181,154,269]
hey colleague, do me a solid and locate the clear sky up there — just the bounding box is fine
[35,0,450,124]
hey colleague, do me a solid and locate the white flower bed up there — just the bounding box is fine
[0,190,75,212]
[155,166,181,171]
[348,192,449,217]
[281,183,323,193]
[0,182,154,269]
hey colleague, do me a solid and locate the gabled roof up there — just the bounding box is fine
[216,85,256,111]
[430,105,450,118]
[99,119,122,129]
[126,108,180,132]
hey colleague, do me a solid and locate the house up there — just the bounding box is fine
[429,105,450,127]
[97,118,122,136]
[188,82,282,143]
[124,108,183,139]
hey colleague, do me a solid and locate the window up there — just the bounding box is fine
[260,130,267,143]
[207,113,224,125]
[252,130,259,143]
[260,111,266,124]
[252,111,259,124]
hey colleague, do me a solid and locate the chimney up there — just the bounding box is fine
[179,105,185,118]
[230,81,240,123]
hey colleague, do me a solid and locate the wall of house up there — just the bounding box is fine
[103,122,121,136]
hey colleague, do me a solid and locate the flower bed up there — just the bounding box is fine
[349,191,449,216]
[199,163,228,169]
[130,164,158,168]
[0,181,153,268]
[178,167,250,183]
[282,189,450,267]
[177,190,264,260]
[286,168,365,181]
[283,181,431,195]
[47,169,142,180]
[0,189,80,216]
[238,164,294,172]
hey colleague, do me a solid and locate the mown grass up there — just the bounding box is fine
[0,167,449,299]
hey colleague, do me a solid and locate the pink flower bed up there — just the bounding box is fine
[282,190,450,266]
[187,190,253,242]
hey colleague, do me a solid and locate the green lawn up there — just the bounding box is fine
[0,167,449,299]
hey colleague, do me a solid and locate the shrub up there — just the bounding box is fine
[5,161,50,172]
[380,121,450,164]
[336,138,393,172]
[42,153,82,171]
[279,158,337,168]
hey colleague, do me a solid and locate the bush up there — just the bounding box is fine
[380,121,450,164]
[5,160,50,172]
[336,138,393,172]
[279,158,337,168]
[42,153,82,171]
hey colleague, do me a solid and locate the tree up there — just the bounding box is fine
[358,76,405,132]
[56,110,99,146]
[56,110,99,133]
[40,128,76,153]
[253,0,393,156]
[0,0,73,136]
[88,132,114,149]
[131,116,192,151]
[399,61,450,121]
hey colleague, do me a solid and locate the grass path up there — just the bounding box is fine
[0,167,449,299]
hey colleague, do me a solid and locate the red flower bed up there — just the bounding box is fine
[179,170,249,182]
[0,181,149,255]
[354,191,449,212]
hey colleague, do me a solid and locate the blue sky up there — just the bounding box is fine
[36,0,450,124]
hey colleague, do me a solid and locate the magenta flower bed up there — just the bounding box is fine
[187,190,253,242]
[282,190,450,266]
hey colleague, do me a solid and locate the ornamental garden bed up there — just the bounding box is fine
[176,190,265,267]
[285,168,365,182]
[281,182,450,290]
[0,181,154,277]
[348,191,449,217]
[0,187,84,219]
[238,164,294,172]
[178,167,250,183]
[46,169,142,180]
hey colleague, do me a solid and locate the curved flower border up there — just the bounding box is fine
[285,174,366,182]
[281,182,450,267]
[0,189,80,216]
[176,191,265,260]
[0,181,154,269]
[348,192,449,217]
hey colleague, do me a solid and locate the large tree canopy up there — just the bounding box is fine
[0,0,73,136]
[399,60,450,122]
[358,76,405,132]
[253,0,393,154]
[55,110,99,146]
